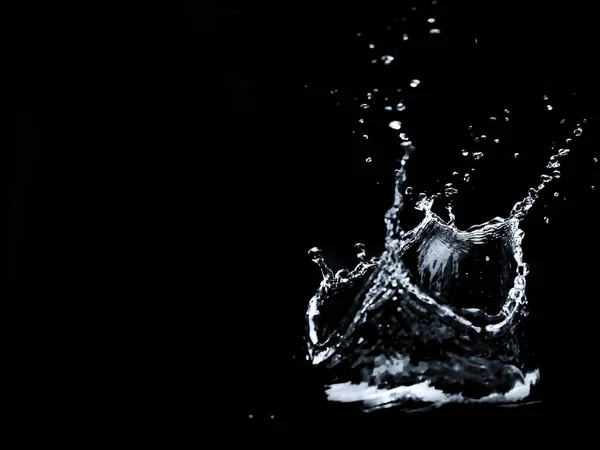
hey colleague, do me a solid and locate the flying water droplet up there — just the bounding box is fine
[382,55,394,65]
[363,134,369,139]
[429,29,441,34]
[428,18,436,23]
[544,217,550,224]
[385,106,392,111]
[403,34,409,41]
[473,152,484,160]
[361,104,369,109]
[389,121,402,130]
[464,173,471,182]
[452,171,459,177]
[594,158,598,163]
[554,192,560,197]
[410,79,421,88]
[396,102,406,111]
[462,150,469,157]
[355,243,367,262]
[366,157,373,163]
[485,256,490,262]
[308,247,323,262]
[494,139,500,144]
[558,149,570,157]
[514,153,520,159]
[574,128,583,137]
[359,119,364,123]
[546,105,553,111]
[399,133,409,140]
[540,174,553,183]
[553,170,561,179]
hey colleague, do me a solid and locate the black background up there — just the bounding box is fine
[7,1,600,435]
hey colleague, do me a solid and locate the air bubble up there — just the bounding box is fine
[369,44,375,49]
[308,247,323,261]
[452,171,459,176]
[400,133,409,140]
[405,186,413,195]
[553,170,561,179]
[554,192,559,197]
[366,157,373,163]
[514,153,520,159]
[464,173,470,182]
[389,121,402,130]
[558,149,570,157]
[462,150,469,156]
[361,104,369,109]
[382,55,394,65]
[473,152,484,160]
[540,174,553,183]
[485,256,490,261]
[396,102,406,111]
[574,128,583,137]
[363,134,369,139]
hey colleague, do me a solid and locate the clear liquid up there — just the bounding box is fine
[306,100,586,411]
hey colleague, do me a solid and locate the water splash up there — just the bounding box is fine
[305,99,587,411]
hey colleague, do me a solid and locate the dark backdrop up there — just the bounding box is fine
[7,1,600,436]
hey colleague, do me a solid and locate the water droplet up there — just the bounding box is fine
[444,185,458,197]
[428,17,436,23]
[410,79,421,88]
[452,171,459,176]
[249,414,254,419]
[363,134,369,139]
[553,170,561,179]
[543,95,549,100]
[565,138,572,144]
[358,118,364,123]
[403,34,409,41]
[574,128,583,137]
[505,117,510,121]
[554,192,559,197]
[271,415,275,419]
[366,157,373,163]
[504,109,510,114]
[560,119,567,124]
[490,116,497,121]
[355,243,367,261]
[369,44,375,49]
[592,186,596,191]
[494,138,500,144]
[396,102,406,111]
[546,105,553,111]
[462,150,469,156]
[308,247,323,261]
[389,121,402,130]
[544,217,550,224]
[558,149,570,157]
[540,174,553,183]
[360,104,369,109]
[464,173,471,182]
[473,152,484,160]
[399,133,409,140]
[485,256,490,261]
[384,106,392,111]
[514,153,520,159]
[382,55,394,65]
[594,157,598,163]
[429,29,441,34]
